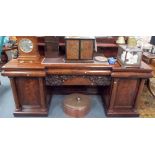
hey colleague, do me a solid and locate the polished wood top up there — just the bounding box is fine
[2,57,152,72]
[2,58,45,70]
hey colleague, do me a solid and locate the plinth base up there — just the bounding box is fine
[13,105,48,117]
[106,109,139,117]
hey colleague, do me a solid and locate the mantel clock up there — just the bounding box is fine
[17,36,40,62]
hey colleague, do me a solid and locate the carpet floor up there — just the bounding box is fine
[137,78,155,117]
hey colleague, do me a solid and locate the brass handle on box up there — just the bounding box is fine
[76,97,81,103]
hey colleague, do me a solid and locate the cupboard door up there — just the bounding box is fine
[113,79,139,109]
[110,78,140,110]
[80,40,94,60]
[66,40,79,60]
[107,78,142,117]
[10,77,48,116]
[15,77,40,106]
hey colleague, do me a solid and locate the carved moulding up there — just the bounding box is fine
[45,75,111,86]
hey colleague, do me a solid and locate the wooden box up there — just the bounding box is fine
[65,37,95,62]
[44,36,59,58]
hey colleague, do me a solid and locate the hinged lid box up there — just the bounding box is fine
[65,36,95,62]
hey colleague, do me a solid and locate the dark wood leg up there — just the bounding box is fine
[10,78,21,112]
[146,79,155,98]
[134,79,146,108]
[39,78,47,110]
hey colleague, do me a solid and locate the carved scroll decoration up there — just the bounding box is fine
[46,75,111,86]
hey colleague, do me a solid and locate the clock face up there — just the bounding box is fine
[19,38,33,53]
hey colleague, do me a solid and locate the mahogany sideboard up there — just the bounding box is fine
[1,57,152,117]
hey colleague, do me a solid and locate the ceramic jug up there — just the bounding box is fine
[127,36,137,48]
